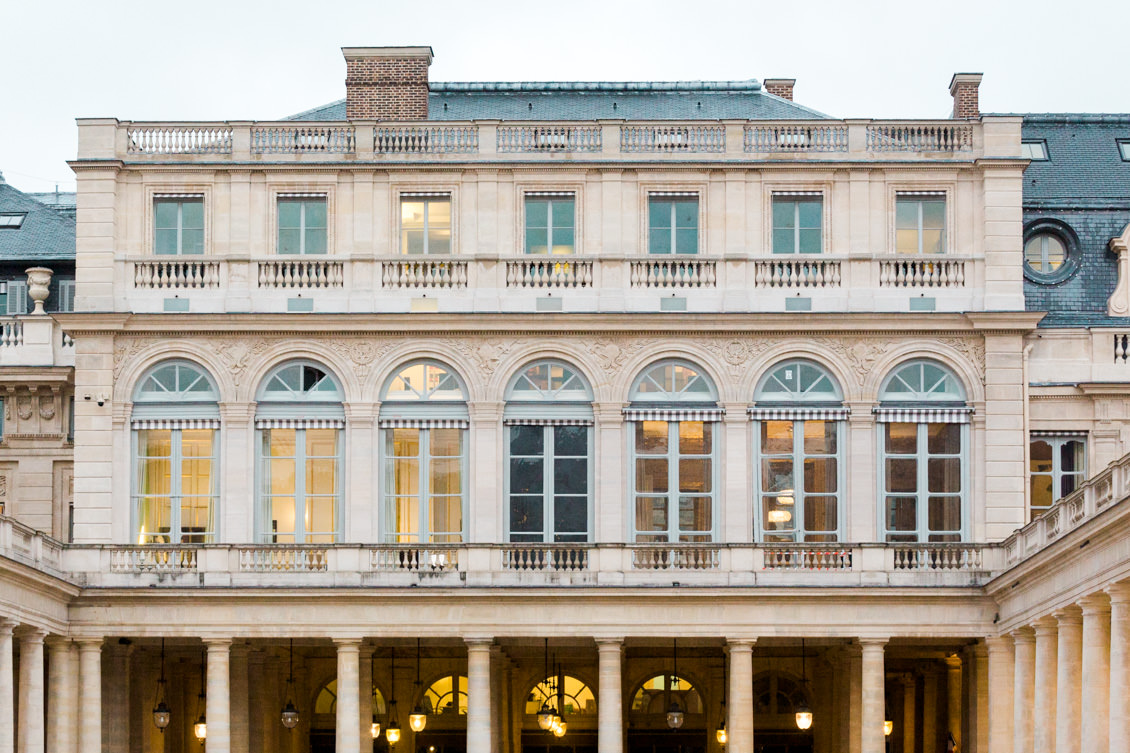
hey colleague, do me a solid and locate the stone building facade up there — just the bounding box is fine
[1,47,1129,753]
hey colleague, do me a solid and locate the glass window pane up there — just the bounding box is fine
[551,199,574,228]
[886,458,918,493]
[391,428,420,457]
[895,200,918,229]
[510,458,544,494]
[429,496,461,537]
[428,200,451,228]
[181,201,204,230]
[305,201,327,228]
[678,459,711,493]
[510,496,543,533]
[678,422,711,454]
[306,428,338,457]
[772,228,795,255]
[154,229,179,255]
[636,497,667,532]
[154,201,178,229]
[1030,473,1053,512]
[636,459,669,493]
[636,421,668,454]
[922,229,944,254]
[762,459,794,493]
[804,496,837,533]
[773,199,795,229]
[798,229,822,254]
[552,227,575,254]
[803,457,837,493]
[649,200,671,230]
[428,228,451,255]
[430,428,463,457]
[928,496,961,532]
[278,201,301,228]
[554,425,587,456]
[278,228,301,254]
[761,421,794,454]
[885,423,917,454]
[181,229,204,254]
[554,496,587,535]
[803,420,836,454]
[510,425,543,455]
[402,201,425,228]
[887,497,917,531]
[679,496,711,531]
[896,228,920,255]
[526,228,549,255]
[392,458,419,495]
[797,199,822,228]
[430,458,462,494]
[927,458,962,493]
[921,200,945,229]
[554,458,587,495]
[674,201,697,229]
[675,228,698,254]
[526,200,548,227]
[304,228,327,254]
[927,423,961,454]
[649,228,671,254]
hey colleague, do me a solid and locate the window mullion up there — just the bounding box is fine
[176,203,184,254]
[421,428,431,543]
[170,429,183,543]
[669,422,679,542]
[297,428,308,542]
[298,202,307,254]
[793,420,804,541]
[543,425,553,542]
[917,423,928,541]
[793,202,801,254]
[670,203,677,255]
[422,202,430,255]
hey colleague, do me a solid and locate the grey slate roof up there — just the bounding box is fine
[0,180,76,262]
[1020,114,1130,207]
[27,191,77,220]
[287,81,831,121]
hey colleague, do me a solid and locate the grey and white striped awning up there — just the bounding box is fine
[622,407,725,422]
[400,192,451,198]
[1030,430,1087,438]
[153,193,204,199]
[524,191,576,198]
[872,407,973,424]
[503,417,594,427]
[255,418,346,429]
[132,419,220,430]
[771,191,824,197]
[648,191,699,198]
[379,418,470,429]
[748,406,850,421]
[277,192,328,199]
[896,191,947,196]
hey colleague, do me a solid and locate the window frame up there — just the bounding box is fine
[523,193,577,255]
[0,213,27,229]
[276,194,328,255]
[153,195,206,255]
[771,193,824,254]
[1020,140,1049,160]
[1022,219,1080,284]
[647,194,700,255]
[133,426,219,545]
[1029,434,1086,520]
[399,194,453,255]
[1118,140,1130,162]
[894,192,947,255]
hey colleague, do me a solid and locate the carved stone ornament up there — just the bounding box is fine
[113,338,157,381]
[439,337,517,377]
[937,337,987,384]
[215,340,271,387]
[16,397,33,422]
[327,339,396,379]
[590,338,659,375]
[38,395,56,420]
[703,338,773,379]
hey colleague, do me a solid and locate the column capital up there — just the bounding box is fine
[0,618,16,635]
[18,627,48,643]
[43,635,71,649]
[203,637,233,649]
[1105,579,1130,602]
[1011,626,1036,645]
[944,653,963,668]
[1054,604,1084,625]
[725,638,757,650]
[594,637,624,648]
[1079,592,1112,615]
[332,638,363,650]
[1032,615,1058,635]
[464,637,494,649]
[984,634,1014,653]
[857,637,889,649]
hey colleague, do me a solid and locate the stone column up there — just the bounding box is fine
[0,621,15,753]
[1079,595,1111,753]
[18,629,47,753]
[205,639,232,753]
[358,645,373,747]
[229,643,250,753]
[77,639,103,753]
[1032,617,1058,753]
[596,639,624,753]
[1055,607,1083,753]
[944,654,961,753]
[334,640,361,753]
[1109,582,1130,753]
[900,674,916,753]
[466,639,492,753]
[727,639,755,753]
[859,639,887,753]
[921,668,939,753]
[1012,628,1036,753]
[46,637,76,753]
[985,636,1014,753]
[105,641,131,753]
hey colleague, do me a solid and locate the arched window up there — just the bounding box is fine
[256,362,344,544]
[131,360,220,544]
[524,675,596,717]
[380,361,469,543]
[626,361,721,543]
[753,672,810,718]
[505,361,593,543]
[630,674,703,716]
[753,361,845,543]
[422,673,468,716]
[314,678,387,716]
[877,360,970,542]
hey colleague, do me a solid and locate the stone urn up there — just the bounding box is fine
[24,267,53,315]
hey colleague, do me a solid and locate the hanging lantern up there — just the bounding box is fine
[280,640,300,729]
[715,721,728,745]
[386,646,401,743]
[795,638,814,731]
[884,719,894,737]
[152,639,171,731]
[666,639,685,729]
[409,639,428,732]
[194,649,207,742]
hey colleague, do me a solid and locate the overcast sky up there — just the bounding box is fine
[3,0,1128,194]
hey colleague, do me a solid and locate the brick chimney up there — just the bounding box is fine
[763,78,796,101]
[949,73,983,119]
[343,46,433,121]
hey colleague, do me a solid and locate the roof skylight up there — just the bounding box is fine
[0,213,26,229]
[1119,140,1130,161]
[1021,141,1048,161]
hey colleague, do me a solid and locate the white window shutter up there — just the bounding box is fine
[6,281,27,315]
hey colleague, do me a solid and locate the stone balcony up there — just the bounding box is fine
[0,315,75,368]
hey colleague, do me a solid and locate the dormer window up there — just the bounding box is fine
[1021,141,1048,160]
[0,213,26,229]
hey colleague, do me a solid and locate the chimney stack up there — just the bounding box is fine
[949,73,983,119]
[763,78,796,101]
[343,46,433,121]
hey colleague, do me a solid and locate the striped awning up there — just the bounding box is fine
[255,418,345,429]
[748,407,850,421]
[132,419,220,430]
[648,191,699,197]
[622,407,725,422]
[872,407,973,424]
[503,417,594,426]
[277,192,327,198]
[1030,430,1087,438]
[524,191,576,198]
[379,418,470,429]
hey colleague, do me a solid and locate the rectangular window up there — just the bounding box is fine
[759,419,840,542]
[1029,436,1085,520]
[1119,140,1130,161]
[260,427,340,544]
[400,196,452,255]
[633,420,714,542]
[882,422,963,542]
[648,196,698,255]
[0,213,26,229]
[1020,141,1048,160]
[154,197,204,255]
[386,427,465,543]
[508,424,590,543]
[5,280,27,315]
[772,195,823,254]
[895,195,946,254]
[134,428,217,544]
[524,196,575,255]
[278,197,327,254]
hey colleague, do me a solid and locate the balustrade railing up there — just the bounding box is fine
[878,258,966,287]
[629,545,720,570]
[237,546,328,572]
[753,259,841,288]
[502,545,589,571]
[866,123,974,152]
[505,258,593,288]
[252,126,355,153]
[375,126,478,154]
[1114,333,1130,363]
[370,546,460,572]
[110,546,198,573]
[620,125,725,153]
[744,124,849,152]
[497,126,601,153]
[257,260,344,288]
[890,545,985,571]
[631,259,716,288]
[763,546,853,570]
[134,260,221,289]
[126,126,232,154]
[382,259,468,288]
[0,320,24,348]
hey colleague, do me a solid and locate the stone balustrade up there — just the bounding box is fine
[0,316,75,367]
[97,118,991,162]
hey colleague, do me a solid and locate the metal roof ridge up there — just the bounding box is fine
[1011,113,1130,124]
[429,80,763,93]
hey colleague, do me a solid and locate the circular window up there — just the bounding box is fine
[1023,220,1079,284]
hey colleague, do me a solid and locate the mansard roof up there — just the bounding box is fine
[287,80,831,122]
[1019,114,1130,208]
[0,178,76,262]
